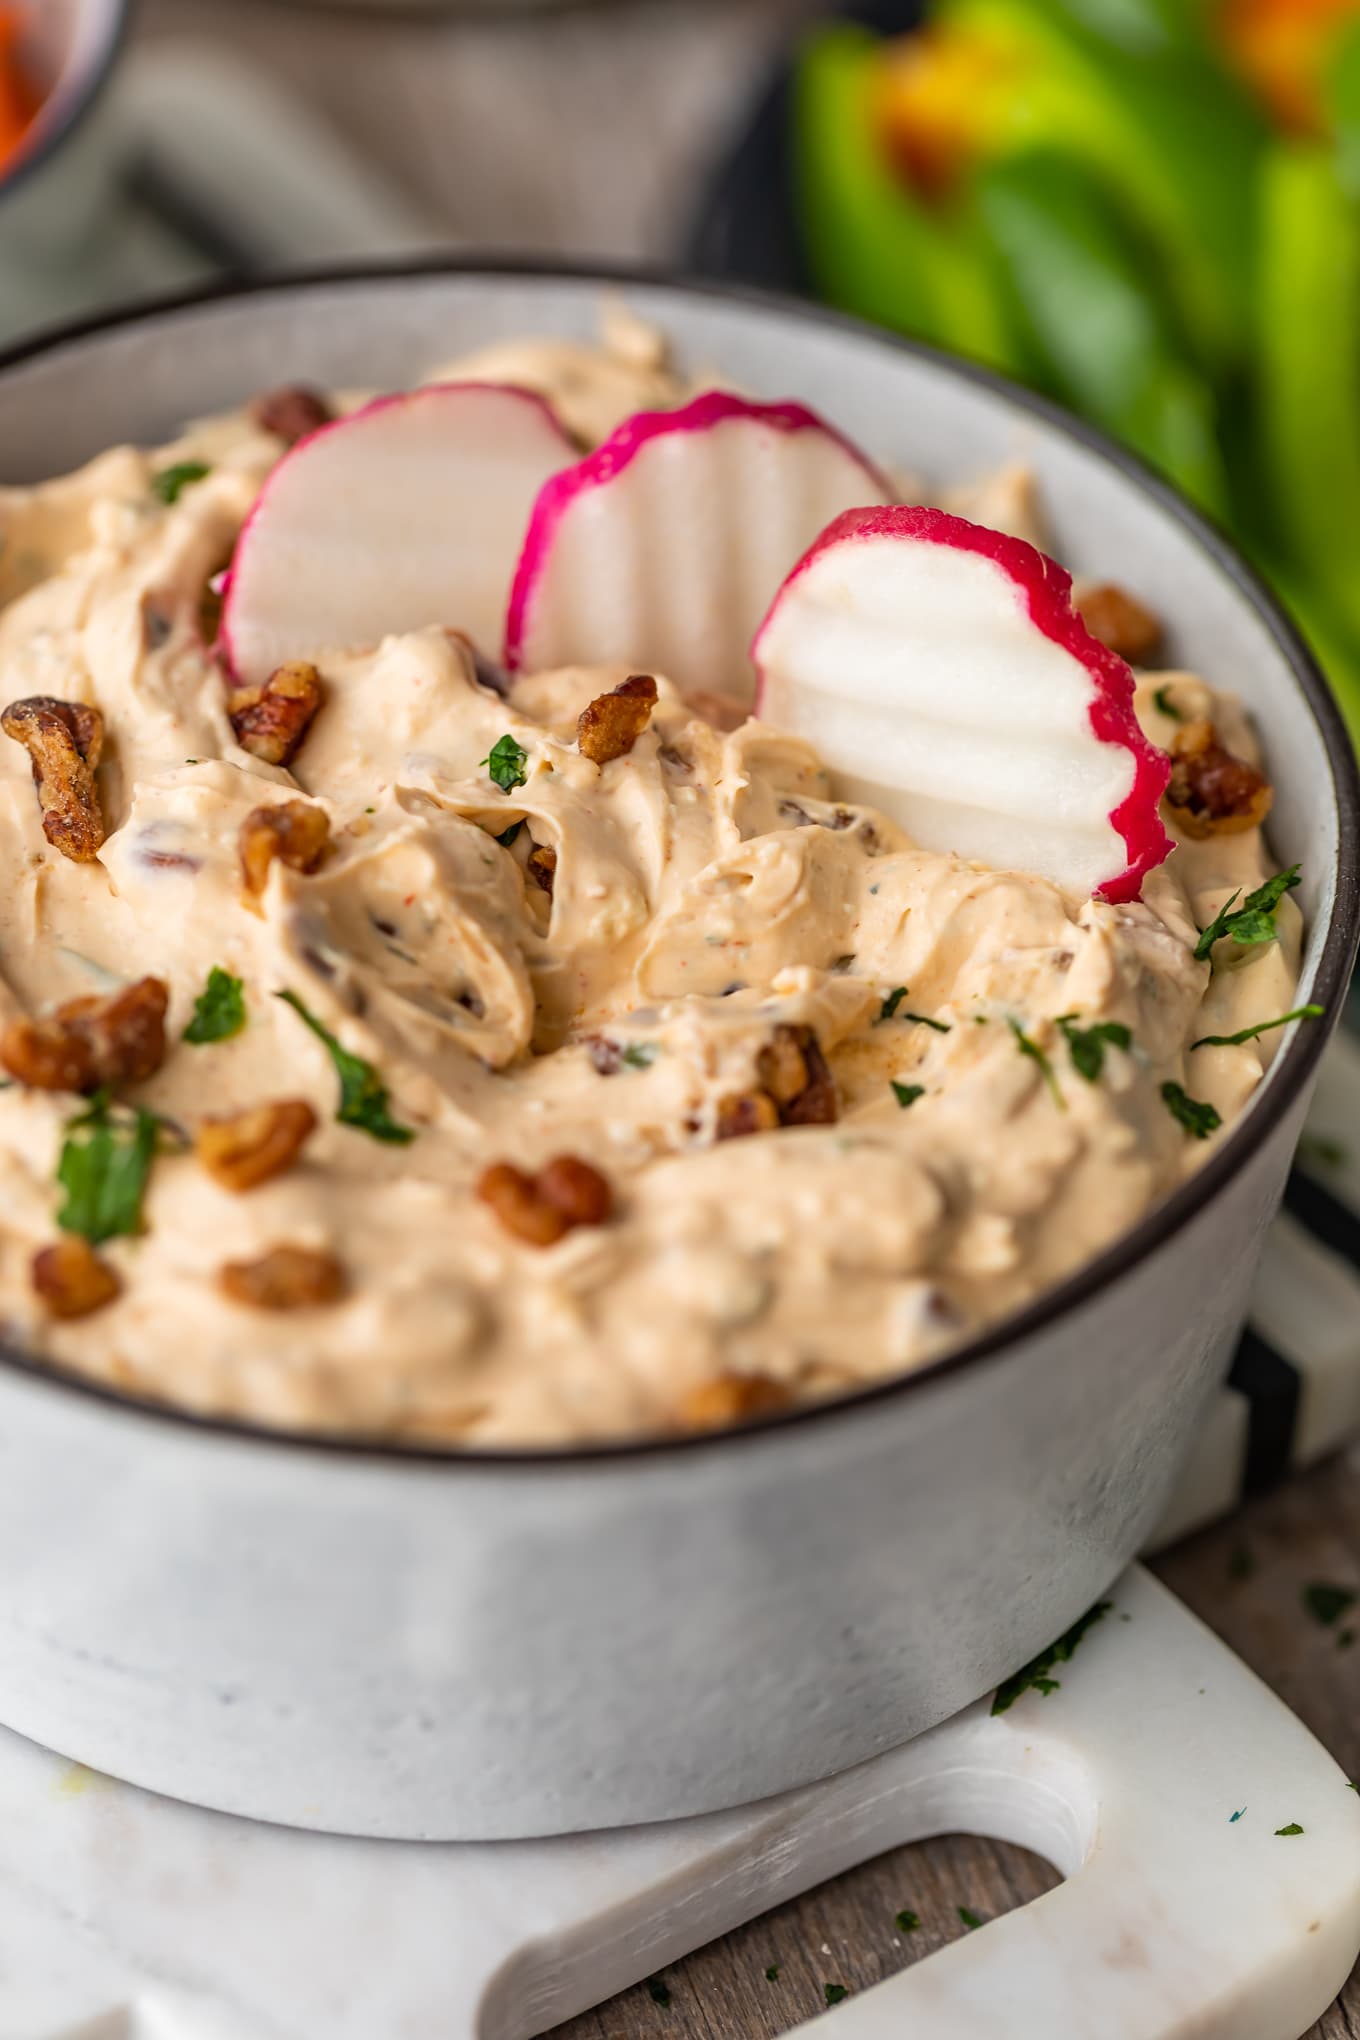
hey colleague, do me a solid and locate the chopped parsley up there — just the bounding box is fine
[895,1910,920,1934]
[276,990,414,1145]
[764,1965,780,1982]
[56,1091,160,1245]
[1056,1013,1131,1083]
[877,987,908,1022]
[824,1984,849,2006]
[908,1011,950,1032]
[1009,1018,1064,1109]
[1192,1004,1323,1050]
[1153,684,1183,722]
[481,733,528,793]
[1161,1081,1222,1140]
[495,820,523,849]
[891,1081,925,1110]
[1303,1582,1357,1628]
[646,1977,671,2007]
[1194,865,1301,962]
[183,966,246,1045]
[1274,1823,1304,1836]
[992,1599,1112,1715]
[1229,1808,1246,1822]
[958,1908,983,1931]
[151,459,211,505]
[621,1042,659,1069]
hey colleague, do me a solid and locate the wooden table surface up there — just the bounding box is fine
[125,9,1360,2033]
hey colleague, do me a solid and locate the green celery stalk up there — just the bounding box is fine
[975,147,1227,510]
[792,25,1022,374]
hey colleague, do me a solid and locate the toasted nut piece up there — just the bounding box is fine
[32,1237,122,1319]
[678,1372,790,1430]
[716,1091,781,1141]
[759,1024,838,1127]
[1,695,105,862]
[477,1153,613,1247]
[196,1099,317,1192]
[229,661,323,766]
[219,1243,345,1310]
[239,800,331,896]
[249,384,334,446]
[1166,719,1273,839]
[526,843,557,897]
[1077,583,1163,665]
[1,976,169,1092]
[577,673,658,765]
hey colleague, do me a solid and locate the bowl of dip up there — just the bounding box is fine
[0,261,1354,1842]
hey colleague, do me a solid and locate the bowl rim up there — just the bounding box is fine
[0,253,1356,1470]
[0,0,131,209]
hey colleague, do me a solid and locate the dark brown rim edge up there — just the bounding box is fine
[0,0,132,211]
[0,255,1356,1471]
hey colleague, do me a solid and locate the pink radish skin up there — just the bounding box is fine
[222,382,576,689]
[752,505,1173,904]
[504,390,894,701]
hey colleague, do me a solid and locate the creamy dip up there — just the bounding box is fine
[0,321,1304,1445]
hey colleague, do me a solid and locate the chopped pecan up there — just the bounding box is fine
[476,1154,613,1247]
[1165,719,1273,839]
[249,384,334,446]
[196,1099,317,1192]
[32,1236,121,1319]
[577,674,658,765]
[1,976,168,1092]
[758,1024,838,1126]
[677,1372,791,1430]
[1,695,105,862]
[716,1091,780,1141]
[239,800,331,896]
[526,843,557,897]
[1077,583,1163,665]
[229,661,323,767]
[219,1243,346,1310]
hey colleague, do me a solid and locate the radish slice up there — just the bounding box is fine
[222,383,575,689]
[752,506,1173,903]
[503,390,893,701]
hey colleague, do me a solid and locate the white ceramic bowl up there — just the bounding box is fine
[0,263,1355,1841]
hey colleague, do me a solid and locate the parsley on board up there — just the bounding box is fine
[764,1965,780,1982]
[646,1977,671,2007]
[992,1599,1113,1715]
[1162,1081,1222,1140]
[1056,1013,1132,1082]
[1009,1018,1064,1109]
[56,1092,160,1245]
[1192,1004,1323,1050]
[1153,684,1183,722]
[895,1910,920,1934]
[183,966,246,1045]
[481,733,528,793]
[495,820,523,849]
[1194,865,1301,962]
[958,1908,984,1931]
[1303,1582,1358,1628]
[824,1984,849,2006]
[1275,1823,1305,1836]
[891,1081,925,1110]
[275,991,414,1145]
[1229,1809,1246,1823]
[151,460,211,506]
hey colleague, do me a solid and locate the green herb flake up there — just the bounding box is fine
[891,1081,925,1110]
[1275,1823,1305,1837]
[151,460,211,506]
[481,733,528,794]
[183,966,246,1045]
[895,1910,920,1934]
[56,1091,160,1245]
[495,820,523,849]
[1192,1004,1323,1050]
[1303,1582,1358,1628]
[646,1976,671,2007]
[276,990,414,1145]
[1194,865,1301,963]
[824,1984,849,2006]
[1161,1081,1222,1140]
[764,1964,780,1982]
[621,1042,659,1069]
[905,1011,950,1032]
[1153,684,1183,722]
[1009,1018,1064,1109]
[1056,1013,1132,1083]
[958,1908,983,1931]
[1229,1808,1246,1822]
[877,986,908,1023]
[992,1599,1112,1715]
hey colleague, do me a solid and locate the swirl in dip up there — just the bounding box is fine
[0,315,1304,1446]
